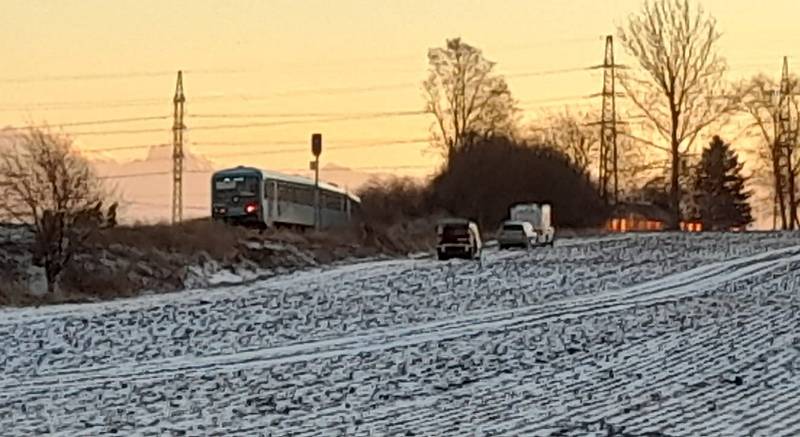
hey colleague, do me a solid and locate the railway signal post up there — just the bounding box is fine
[311,133,322,230]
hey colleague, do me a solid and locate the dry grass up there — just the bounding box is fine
[0,279,37,307]
[59,263,139,300]
[0,275,93,307]
[1,216,442,307]
[91,218,251,259]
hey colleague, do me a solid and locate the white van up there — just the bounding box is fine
[509,203,555,246]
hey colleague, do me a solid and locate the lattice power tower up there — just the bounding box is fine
[777,57,798,229]
[596,35,620,204]
[172,71,186,224]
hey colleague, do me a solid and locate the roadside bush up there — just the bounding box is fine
[357,177,435,225]
[430,135,609,230]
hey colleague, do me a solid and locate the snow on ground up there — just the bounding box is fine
[1,232,800,436]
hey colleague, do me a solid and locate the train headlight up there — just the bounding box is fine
[245,203,258,214]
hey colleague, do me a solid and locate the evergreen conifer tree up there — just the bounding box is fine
[693,135,753,230]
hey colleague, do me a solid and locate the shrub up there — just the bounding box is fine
[430,135,609,230]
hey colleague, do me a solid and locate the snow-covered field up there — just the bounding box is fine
[2,233,800,436]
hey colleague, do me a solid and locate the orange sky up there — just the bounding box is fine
[1,0,798,188]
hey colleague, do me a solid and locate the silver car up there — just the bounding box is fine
[497,220,538,249]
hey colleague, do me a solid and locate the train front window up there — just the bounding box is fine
[213,176,260,201]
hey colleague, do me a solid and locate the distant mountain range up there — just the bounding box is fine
[92,145,395,223]
[0,129,401,223]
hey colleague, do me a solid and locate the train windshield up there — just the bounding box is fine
[213,175,260,201]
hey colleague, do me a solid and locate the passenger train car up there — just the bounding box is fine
[211,166,360,229]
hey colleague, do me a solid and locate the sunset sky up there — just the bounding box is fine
[1,0,798,185]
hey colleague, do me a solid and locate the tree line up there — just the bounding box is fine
[0,0,783,296]
[382,0,783,231]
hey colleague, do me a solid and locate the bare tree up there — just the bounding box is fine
[0,128,112,293]
[615,131,661,198]
[529,109,598,177]
[424,38,517,160]
[617,0,736,228]
[738,74,800,229]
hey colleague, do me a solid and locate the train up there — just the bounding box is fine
[211,166,360,229]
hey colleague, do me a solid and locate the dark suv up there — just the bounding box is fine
[436,218,482,260]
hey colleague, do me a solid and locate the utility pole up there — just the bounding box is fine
[777,57,797,229]
[172,71,186,225]
[590,35,624,204]
[311,133,322,230]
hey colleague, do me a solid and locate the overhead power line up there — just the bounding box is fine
[194,138,429,148]
[98,171,179,180]
[69,127,167,136]
[48,110,430,137]
[0,68,248,84]
[505,66,590,78]
[0,65,602,113]
[81,143,170,153]
[98,164,431,180]
[277,165,430,172]
[196,139,429,159]
[187,110,428,119]
[0,36,603,86]
[4,115,169,131]
[80,137,429,154]
[122,200,207,211]
[186,112,428,132]
[518,94,594,105]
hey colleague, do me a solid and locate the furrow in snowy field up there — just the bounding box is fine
[4,243,798,392]
[2,233,800,436]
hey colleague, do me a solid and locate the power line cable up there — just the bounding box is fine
[98,164,431,180]
[196,139,430,159]
[81,143,170,153]
[4,115,170,130]
[69,127,168,136]
[505,66,591,78]
[185,113,428,132]
[208,137,429,147]
[0,65,603,112]
[121,200,207,211]
[187,110,428,119]
[0,68,249,84]
[64,110,430,136]
[80,137,429,154]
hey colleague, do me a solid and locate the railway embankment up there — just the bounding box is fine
[0,219,436,307]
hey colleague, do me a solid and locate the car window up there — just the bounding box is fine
[503,224,523,231]
[442,225,469,238]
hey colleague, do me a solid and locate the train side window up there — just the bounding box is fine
[298,186,313,205]
[322,192,343,210]
[278,183,292,203]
